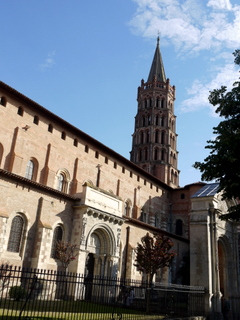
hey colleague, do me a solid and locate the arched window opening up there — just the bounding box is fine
[57,173,64,192]
[175,219,183,236]
[171,170,177,183]
[170,135,173,148]
[145,148,148,160]
[156,97,160,108]
[161,149,165,161]
[155,131,159,143]
[7,216,24,253]
[174,171,178,184]
[142,116,145,127]
[144,99,147,109]
[155,115,159,125]
[148,116,151,126]
[146,131,150,143]
[172,136,175,149]
[0,97,6,106]
[56,169,70,193]
[17,107,23,116]
[138,149,142,162]
[154,148,158,160]
[161,117,164,127]
[173,153,176,166]
[161,132,165,144]
[33,116,39,125]
[140,131,144,144]
[51,225,63,258]
[170,151,173,164]
[161,99,165,108]
[25,160,34,180]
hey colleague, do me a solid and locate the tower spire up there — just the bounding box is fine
[147,37,166,83]
[130,38,179,188]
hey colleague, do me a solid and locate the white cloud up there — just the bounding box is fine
[207,0,232,10]
[129,0,240,52]
[40,51,56,71]
[180,62,239,116]
[129,0,240,117]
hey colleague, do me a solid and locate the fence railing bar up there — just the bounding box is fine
[0,266,206,319]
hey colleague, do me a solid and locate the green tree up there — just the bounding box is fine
[194,50,240,221]
[134,233,175,285]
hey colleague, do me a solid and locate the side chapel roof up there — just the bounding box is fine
[191,183,220,198]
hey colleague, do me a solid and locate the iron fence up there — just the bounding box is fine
[0,265,205,319]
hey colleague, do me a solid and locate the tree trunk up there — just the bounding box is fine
[146,273,154,314]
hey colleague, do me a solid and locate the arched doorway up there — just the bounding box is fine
[87,229,111,277]
[84,225,117,300]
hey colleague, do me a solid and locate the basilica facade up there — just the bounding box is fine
[0,39,239,318]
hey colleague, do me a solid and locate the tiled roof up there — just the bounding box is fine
[0,81,172,191]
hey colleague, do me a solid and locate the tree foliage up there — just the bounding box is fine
[194,49,240,221]
[134,233,175,284]
[55,241,79,270]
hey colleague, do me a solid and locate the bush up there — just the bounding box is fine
[9,285,26,300]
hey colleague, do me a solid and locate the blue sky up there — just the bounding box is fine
[1,0,239,187]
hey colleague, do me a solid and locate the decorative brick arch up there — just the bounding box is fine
[84,224,118,278]
[86,224,116,256]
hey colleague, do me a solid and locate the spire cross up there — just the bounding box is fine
[157,31,160,45]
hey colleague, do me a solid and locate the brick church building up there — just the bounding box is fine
[0,38,239,318]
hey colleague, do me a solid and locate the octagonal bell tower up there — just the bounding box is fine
[130,37,179,188]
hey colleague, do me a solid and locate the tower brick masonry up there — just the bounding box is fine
[130,37,179,188]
